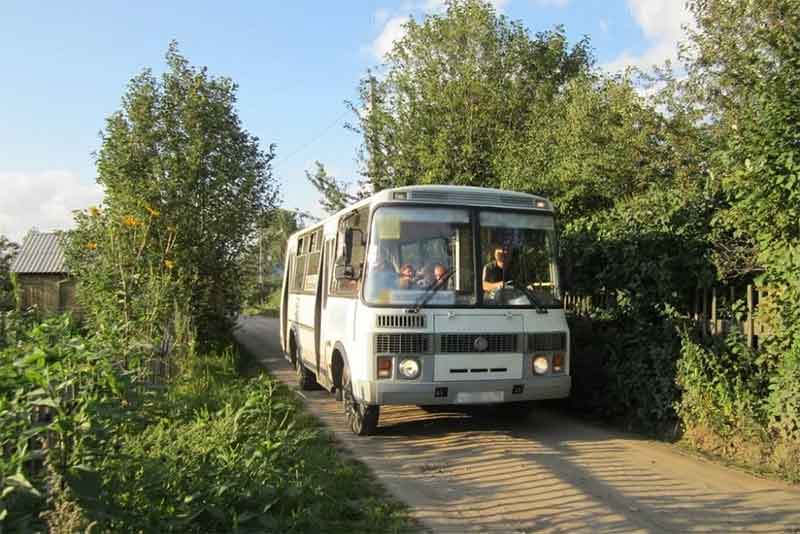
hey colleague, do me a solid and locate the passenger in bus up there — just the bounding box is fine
[368,250,398,292]
[398,263,415,289]
[416,264,436,289]
[434,263,449,285]
[483,245,514,291]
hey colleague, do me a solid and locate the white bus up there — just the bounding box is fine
[280,185,570,435]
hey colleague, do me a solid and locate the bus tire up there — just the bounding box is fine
[296,357,317,391]
[291,335,316,390]
[342,365,379,436]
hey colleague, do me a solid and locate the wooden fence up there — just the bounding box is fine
[563,285,770,349]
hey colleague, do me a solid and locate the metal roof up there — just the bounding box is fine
[10,231,67,274]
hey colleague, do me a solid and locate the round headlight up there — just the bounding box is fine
[533,356,549,375]
[398,358,421,379]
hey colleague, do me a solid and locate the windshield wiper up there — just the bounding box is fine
[411,269,457,313]
[511,283,549,313]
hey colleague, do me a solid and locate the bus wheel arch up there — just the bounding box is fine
[331,345,345,401]
[288,330,299,365]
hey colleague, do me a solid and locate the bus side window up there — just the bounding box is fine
[293,237,306,292]
[331,208,368,298]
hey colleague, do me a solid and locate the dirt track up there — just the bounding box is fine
[235,315,800,533]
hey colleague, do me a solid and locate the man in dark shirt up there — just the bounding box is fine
[482,246,514,291]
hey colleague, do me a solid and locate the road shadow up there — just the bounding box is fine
[236,315,800,534]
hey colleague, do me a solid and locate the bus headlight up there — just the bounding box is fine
[533,356,549,375]
[398,358,421,379]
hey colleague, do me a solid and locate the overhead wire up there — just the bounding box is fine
[272,108,352,170]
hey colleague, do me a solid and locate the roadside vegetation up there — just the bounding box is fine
[0,312,411,532]
[308,0,800,481]
[1,43,413,531]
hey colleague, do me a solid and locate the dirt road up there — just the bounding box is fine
[235,315,800,533]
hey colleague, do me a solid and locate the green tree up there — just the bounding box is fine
[68,42,279,346]
[305,161,361,215]
[241,208,300,306]
[352,0,592,191]
[0,235,19,311]
[684,0,800,440]
[498,72,709,222]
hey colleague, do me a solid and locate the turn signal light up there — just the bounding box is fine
[377,356,393,379]
[552,353,565,373]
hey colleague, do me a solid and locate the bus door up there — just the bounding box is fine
[313,239,329,374]
[317,238,336,382]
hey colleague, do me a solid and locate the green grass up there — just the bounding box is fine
[70,349,415,533]
[2,314,416,533]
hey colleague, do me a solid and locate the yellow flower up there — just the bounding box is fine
[123,216,140,227]
[146,206,160,217]
[164,259,175,270]
[85,242,98,250]
[89,206,101,217]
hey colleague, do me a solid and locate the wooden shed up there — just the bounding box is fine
[10,231,77,313]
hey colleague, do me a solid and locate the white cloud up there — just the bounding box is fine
[534,0,569,7]
[372,15,411,61]
[370,0,511,61]
[0,170,104,243]
[603,0,694,73]
[375,7,391,25]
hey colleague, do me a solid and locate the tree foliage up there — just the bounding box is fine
[0,235,18,311]
[684,0,800,441]
[305,161,360,215]
[240,208,300,307]
[352,0,593,193]
[67,42,279,347]
[350,0,710,227]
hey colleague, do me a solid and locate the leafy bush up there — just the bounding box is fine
[562,188,716,432]
[1,316,411,532]
[66,42,279,350]
[0,236,18,312]
[568,310,681,433]
[685,0,800,444]
[676,328,769,443]
[0,313,125,531]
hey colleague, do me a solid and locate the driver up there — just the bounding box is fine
[482,245,514,292]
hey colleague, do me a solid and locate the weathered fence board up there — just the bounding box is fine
[563,284,770,349]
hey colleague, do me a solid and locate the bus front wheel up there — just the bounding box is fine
[342,365,379,436]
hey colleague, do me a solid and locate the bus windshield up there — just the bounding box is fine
[364,206,561,308]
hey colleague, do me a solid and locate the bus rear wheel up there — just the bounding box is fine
[342,365,379,436]
[291,336,316,391]
[295,357,317,391]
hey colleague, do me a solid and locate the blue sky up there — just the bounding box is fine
[0,0,692,242]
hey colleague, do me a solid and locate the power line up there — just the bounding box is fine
[273,108,352,169]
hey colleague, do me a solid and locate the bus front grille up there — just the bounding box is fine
[439,334,518,353]
[375,314,426,329]
[375,333,432,354]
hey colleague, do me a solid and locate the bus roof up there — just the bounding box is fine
[289,185,554,240]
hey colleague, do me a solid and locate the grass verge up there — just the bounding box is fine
[3,319,416,532]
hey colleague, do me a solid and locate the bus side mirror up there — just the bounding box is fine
[334,255,358,281]
[343,228,354,264]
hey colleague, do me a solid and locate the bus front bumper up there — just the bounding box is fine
[354,375,571,406]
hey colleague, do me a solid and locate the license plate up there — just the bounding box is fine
[455,391,504,404]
